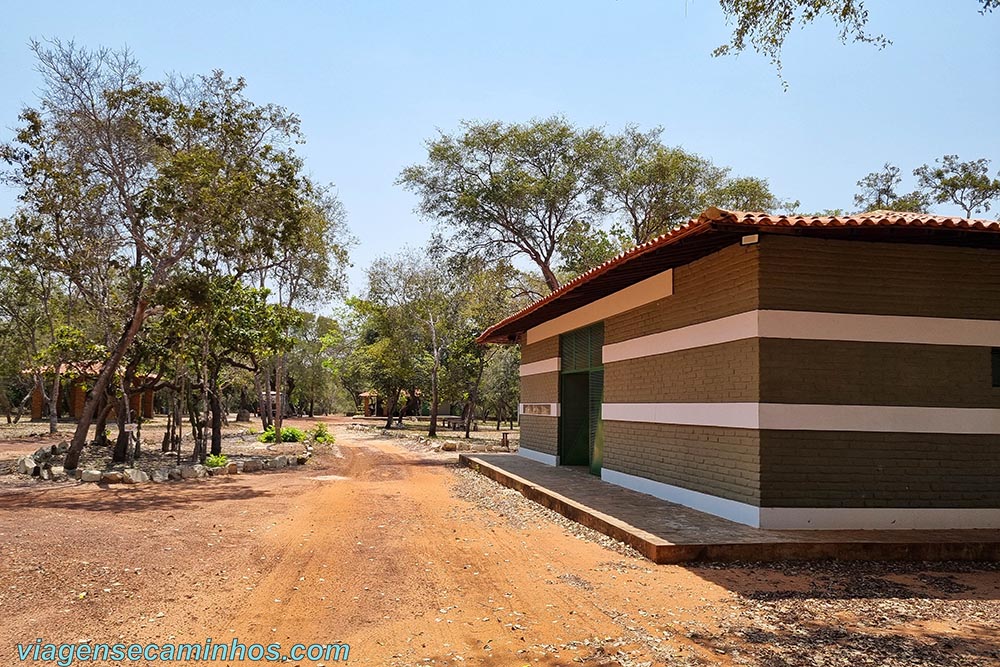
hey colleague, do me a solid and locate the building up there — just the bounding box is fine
[29,365,155,422]
[478,208,1000,530]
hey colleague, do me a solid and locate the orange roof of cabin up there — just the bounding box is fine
[478,207,1000,344]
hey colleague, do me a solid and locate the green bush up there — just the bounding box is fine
[312,422,334,444]
[205,453,229,468]
[259,425,308,443]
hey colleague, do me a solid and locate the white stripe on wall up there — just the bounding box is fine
[602,309,1000,363]
[518,403,560,417]
[526,269,673,344]
[517,447,558,466]
[602,468,1000,529]
[603,311,758,363]
[759,507,1000,530]
[603,402,1000,434]
[519,357,560,377]
[601,468,761,527]
[758,403,1000,434]
[759,310,1000,348]
[602,402,760,429]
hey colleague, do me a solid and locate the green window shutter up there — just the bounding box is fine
[560,323,604,373]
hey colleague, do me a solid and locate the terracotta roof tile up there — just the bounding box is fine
[478,207,1000,344]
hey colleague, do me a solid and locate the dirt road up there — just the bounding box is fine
[1,423,998,666]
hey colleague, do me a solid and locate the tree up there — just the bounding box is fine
[556,220,622,278]
[287,313,339,417]
[596,126,726,244]
[480,345,520,430]
[853,163,930,213]
[713,1,996,80]
[1,41,327,469]
[914,155,1000,218]
[365,251,457,436]
[711,176,797,213]
[399,117,604,293]
[349,296,425,429]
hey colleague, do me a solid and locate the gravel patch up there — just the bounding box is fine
[698,561,1000,666]
[449,466,643,559]
[448,464,1000,666]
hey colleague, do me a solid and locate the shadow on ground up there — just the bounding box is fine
[0,477,271,513]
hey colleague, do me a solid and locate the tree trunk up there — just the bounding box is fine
[383,388,400,429]
[428,369,439,438]
[112,393,130,464]
[63,301,147,470]
[258,369,272,431]
[162,407,172,453]
[464,355,487,439]
[172,390,183,457]
[540,262,561,293]
[209,373,223,457]
[93,398,113,448]
[14,392,30,424]
[273,355,285,439]
[48,371,61,434]
[187,382,206,463]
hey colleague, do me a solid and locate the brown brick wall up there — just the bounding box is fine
[606,242,759,344]
[604,339,759,403]
[519,414,559,456]
[520,372,559,403]
[760,339,1000,408]
[603,421,760,505]
[521,337,560,364]
[759,235,1000,319]
[760,430,1000,508]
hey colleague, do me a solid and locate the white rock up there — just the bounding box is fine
[122,468,149,484]
[80,470,102,483]
[16,456,37,475]
[180,464,208,479]
[151,469,170,483]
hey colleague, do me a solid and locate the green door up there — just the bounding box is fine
[559,373,590,466]
[589,369,604,475]
[559,323,604,475]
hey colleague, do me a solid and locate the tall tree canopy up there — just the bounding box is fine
[914,155,1000,218]
[854,163,930,213]
[402,120,792,288]
[399,117,604,292]
[1,40,349,468]
[714,1,997,80]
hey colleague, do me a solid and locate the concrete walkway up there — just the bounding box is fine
[460,453,1000,563]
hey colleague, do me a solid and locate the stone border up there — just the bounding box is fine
[12,443,311,486]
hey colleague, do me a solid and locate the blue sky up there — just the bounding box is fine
[2,1,998,293]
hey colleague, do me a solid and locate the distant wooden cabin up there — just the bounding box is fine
[29,365,155,422]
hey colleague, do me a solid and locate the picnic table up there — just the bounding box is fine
[441,416,464,430]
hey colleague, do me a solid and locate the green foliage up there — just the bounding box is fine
[403,120,797,284]
[311,422,334,443]
[399,116,605,292]
[556,221,622,280]
[259,425,308,443]
[914,155,1000,218]
[854,163,930,213]
[205,454,229,468]
[713,2,995,84]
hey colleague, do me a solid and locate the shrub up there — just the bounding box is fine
[205,453,229,468]
[312,423,333,444]
[259,425,308,443]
